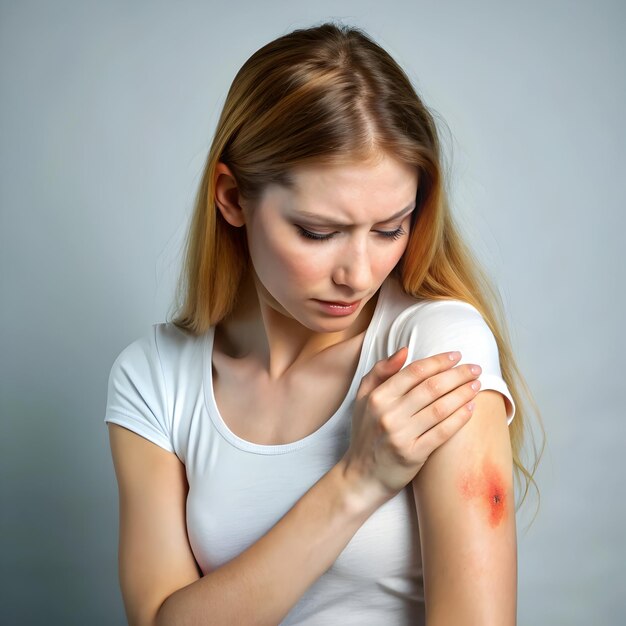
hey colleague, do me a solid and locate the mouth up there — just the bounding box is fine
[315,299,362,306]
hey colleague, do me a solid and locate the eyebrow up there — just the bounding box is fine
[294,202,416,227]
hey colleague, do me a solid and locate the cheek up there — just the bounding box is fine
[373,239,409,275]
[286,246,334,284]
[251,225,328,283]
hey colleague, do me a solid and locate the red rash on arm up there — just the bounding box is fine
[458,457,507,528]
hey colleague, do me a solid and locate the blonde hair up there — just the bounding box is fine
[169,21,545,526]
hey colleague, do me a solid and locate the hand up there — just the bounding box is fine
[340,347,482,506]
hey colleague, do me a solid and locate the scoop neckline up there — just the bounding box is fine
[202,280,389,455]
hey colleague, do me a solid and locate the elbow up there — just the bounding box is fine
[153,592,178,626]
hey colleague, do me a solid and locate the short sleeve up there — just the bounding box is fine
[393,300,516,425]
[104,325,175,453]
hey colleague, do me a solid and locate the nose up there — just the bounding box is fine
[331,237,372,294]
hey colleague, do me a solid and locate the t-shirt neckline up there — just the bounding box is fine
[202,279,389,455]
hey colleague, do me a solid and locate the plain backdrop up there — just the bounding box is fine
[1,1,624,624]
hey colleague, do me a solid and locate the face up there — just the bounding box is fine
[241,153,419,331]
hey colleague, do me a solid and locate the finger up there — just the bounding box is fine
[410,399,476,457]
[357,346,408,400]
[406,377,481,439]
[393,363,481,429]
[373,350,464,403]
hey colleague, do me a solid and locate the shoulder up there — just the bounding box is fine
[387,295,494,361]
[397,297,485,332]
[105,326,173,451]
[114,322,205,364]
[377,284,516,423]
[379,276,487,346]
[108,322,207,395]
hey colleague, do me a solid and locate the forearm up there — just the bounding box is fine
[155,460,385,626]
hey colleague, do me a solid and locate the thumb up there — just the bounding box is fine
[386,346,408,365]
[358,346,408,399]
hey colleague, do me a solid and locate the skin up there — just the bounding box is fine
[458,456,508,529]
[213,153,419,381]
[413,390,517,623]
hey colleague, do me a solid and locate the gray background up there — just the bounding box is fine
[1,1,624,624]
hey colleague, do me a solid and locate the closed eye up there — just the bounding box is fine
[296,226,407,242]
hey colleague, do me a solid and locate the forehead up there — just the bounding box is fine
[290,156,417,191]
[282,156,419,222]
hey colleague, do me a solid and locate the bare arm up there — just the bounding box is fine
[109,422,386,626]
[156,460,383,626]
[412,390,518,625]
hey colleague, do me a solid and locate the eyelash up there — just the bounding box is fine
[296,226,407,242]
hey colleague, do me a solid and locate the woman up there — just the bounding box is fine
[105,22,543,625]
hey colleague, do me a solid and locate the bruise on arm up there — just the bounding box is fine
[458,456,509,529]
[412,390,517,624]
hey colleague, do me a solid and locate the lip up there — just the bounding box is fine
[313,298,363,317]
[315,299,362,306]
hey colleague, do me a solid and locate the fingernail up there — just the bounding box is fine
[449,351,461,361]
[389,347,405,360]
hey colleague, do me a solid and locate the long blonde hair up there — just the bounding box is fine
[169,21,545,526]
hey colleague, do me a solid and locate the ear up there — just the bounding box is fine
[214,161,247,227]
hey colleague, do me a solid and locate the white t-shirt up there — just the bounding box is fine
[104,273,515,625]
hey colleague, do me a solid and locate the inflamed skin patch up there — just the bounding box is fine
[457,457,508,528]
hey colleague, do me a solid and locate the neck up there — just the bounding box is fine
[214,270,380,381]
